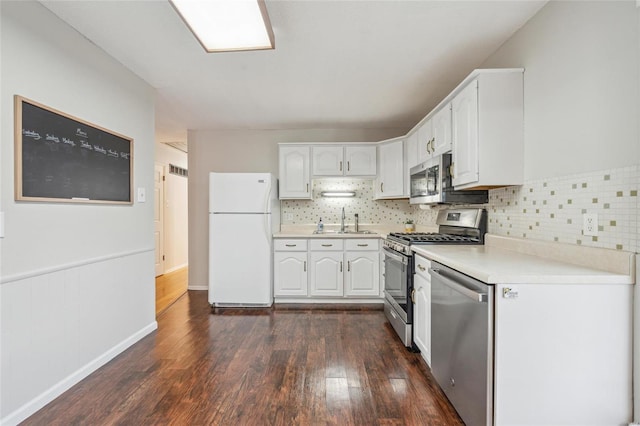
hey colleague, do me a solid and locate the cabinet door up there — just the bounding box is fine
[432,103,452,155]
[309,252,344,297]
[345,145,376,176]
[405,131,418,169]
[376,139,405,198]
[274,252,308,296]
[413,272,431,366]
[279,146,311,199]
[345,251,380,297]
[451,80,479,188]
[417,120,432,163]
[312,146,344,176]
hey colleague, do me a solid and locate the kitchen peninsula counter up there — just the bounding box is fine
[412,234,635,284]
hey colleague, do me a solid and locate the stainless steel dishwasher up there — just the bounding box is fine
[429,262,494,426]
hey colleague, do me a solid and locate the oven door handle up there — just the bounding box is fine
[430,268,488,303]
[382,246,408,265]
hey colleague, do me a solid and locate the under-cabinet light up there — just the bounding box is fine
[169,0,275,53]
[321,191,356,198]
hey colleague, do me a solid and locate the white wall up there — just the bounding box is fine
[155,142,188,273]
[0,2,156,424]
[187,128,406,289]
[481,0,639,180]
[482,1,640,421]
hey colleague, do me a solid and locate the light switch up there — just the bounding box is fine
[137,187,146,203]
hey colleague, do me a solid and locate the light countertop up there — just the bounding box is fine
[273,224,438,240]
[412,235,635,285]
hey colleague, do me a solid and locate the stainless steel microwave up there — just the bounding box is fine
[409,153,488,205]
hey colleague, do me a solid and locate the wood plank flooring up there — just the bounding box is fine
[23,291,463,425]
[155,267,188,316]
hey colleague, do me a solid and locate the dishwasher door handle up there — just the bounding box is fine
[430,269,488,303]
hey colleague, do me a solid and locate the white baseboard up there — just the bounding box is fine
[164,263,188,275]
[188,285,208,291]
[1,321,158,426]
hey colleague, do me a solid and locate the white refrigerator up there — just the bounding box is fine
[208,172,279,307]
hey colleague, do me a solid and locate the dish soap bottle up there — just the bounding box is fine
[317,218,324,233]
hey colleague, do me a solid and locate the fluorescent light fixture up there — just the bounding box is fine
[321,191,356,198]
[169,0,275,53]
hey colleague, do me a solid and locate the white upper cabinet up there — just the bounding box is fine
[405,130,419,169]
[279,145,311,199]
[344,145,376,176]
[451,70,524,190]
[312,145,376,177]
[431,103,452,156]
[416,120,432,164]
[375,138,405,199]
[312,146,344,176]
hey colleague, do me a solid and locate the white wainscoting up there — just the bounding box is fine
[0,249,157,426]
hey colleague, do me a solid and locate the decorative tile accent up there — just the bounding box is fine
[281,179,439,226]
[487,165,639,253]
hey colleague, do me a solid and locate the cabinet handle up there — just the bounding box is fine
[449,164,454,178]
[347,261,351,272]
[411,288,416,304]
[321,244,333,247]
[339,161,343,171]
[304,261,307,272]
[380,182,384,193]
[306,183,309,192]
[417,264,426,272]
[426,140,430,154]
[357,244,368,247]
[347,161,350,171]
[340,261,343,272]
[285,244,297,247]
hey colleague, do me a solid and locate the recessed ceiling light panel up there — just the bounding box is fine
[169,0,275,52]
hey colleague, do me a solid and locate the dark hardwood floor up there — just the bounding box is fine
[23,291,463,425]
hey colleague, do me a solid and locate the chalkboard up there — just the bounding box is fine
[14,96,133,204]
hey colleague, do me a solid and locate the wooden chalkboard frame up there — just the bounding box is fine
[14,95,133,205]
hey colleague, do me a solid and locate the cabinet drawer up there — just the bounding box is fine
[415,254,431,277]
[309,239,344,251]
[274,239,308,251]
[345,239,379,251]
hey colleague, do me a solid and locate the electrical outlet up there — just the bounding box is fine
[583,213,598,237]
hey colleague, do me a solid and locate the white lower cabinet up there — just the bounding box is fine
[274,252,308,296]
[275,238,380,300]
[413,255,431,366]
[309,251,344,297]
[345,251,379,297]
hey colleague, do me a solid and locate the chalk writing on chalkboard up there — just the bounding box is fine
[14,96,133,204]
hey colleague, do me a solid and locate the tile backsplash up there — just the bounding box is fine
[487,165,639,253]
[280,179,439,225]
[281,165,639,253]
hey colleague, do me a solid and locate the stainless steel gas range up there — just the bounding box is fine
[382,208,487,349]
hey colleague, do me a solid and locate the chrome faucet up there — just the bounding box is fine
[341,207,346,232]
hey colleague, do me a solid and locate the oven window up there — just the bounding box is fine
[384,254,408,311]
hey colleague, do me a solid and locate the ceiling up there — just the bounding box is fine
[40,0,547,144]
